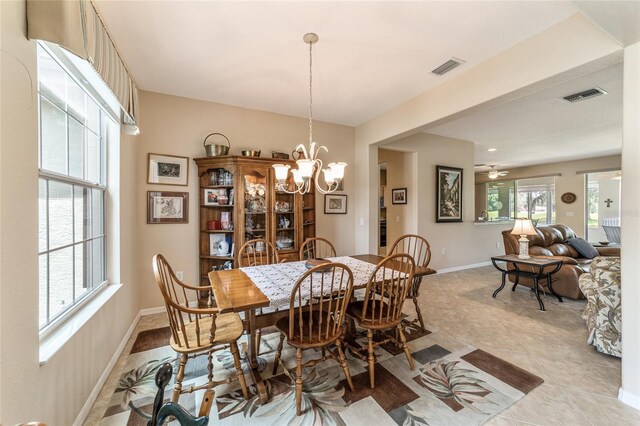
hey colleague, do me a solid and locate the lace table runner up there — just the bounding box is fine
[239,256,394,311]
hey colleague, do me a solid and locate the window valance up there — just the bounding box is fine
[27,0,139,127]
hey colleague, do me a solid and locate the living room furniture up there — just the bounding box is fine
[491,254,563,311]
[602,218,621,243]
[194,156,316,284]
[346,254,416,388]
[388,234,436,332]
[501,224,620,299]
[272,262,355,416]
[299,236,337,260]
[152,254,250,404]
[578,256,621,357]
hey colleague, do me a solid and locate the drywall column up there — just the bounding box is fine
[620,41,640,410]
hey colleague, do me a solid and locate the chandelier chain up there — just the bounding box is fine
[308,39,313,145]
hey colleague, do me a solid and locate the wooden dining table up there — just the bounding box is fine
[207,254,433,403]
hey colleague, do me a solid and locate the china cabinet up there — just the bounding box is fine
[194,156,314,284]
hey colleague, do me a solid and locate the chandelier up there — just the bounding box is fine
[272,33,346,194]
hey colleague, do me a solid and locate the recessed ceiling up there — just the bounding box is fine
[93,1,579,126]
[427,62,623,169]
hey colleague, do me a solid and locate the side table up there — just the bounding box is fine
[491,254,563,311]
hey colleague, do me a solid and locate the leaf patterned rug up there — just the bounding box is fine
[101,323,542,425]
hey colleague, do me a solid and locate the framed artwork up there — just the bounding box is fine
[209,233,227,256]
[392,188,407,205]
[324,194,347,214]
[204,188,228,206]
[436,165,463,223]
[147,191,188,224]
[147,153,189,186]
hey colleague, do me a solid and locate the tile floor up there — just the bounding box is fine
[85,266,640,425]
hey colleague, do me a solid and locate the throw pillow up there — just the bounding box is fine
[567,237,599,259]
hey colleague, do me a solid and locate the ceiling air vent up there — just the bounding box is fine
[561,87,608,103]
[431,57,465,76]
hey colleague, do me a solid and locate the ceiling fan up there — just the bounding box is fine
[487,165,509,179]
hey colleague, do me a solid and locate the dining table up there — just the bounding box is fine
[207,253,433,403]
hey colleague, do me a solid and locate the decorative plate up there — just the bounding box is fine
[561,192,577,204]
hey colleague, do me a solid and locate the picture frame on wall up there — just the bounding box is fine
[147,153,189,186]
[147,191,189,224]
[324,194,347,214]
[436,165,463,223]
[392,188,407,205]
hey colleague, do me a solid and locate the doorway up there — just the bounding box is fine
[379,162,387,255]
[586,171,621,243]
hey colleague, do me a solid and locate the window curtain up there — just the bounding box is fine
[27,0,139,128]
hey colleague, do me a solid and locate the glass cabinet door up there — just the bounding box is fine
[275,189,296,254]
[242,168,269,248]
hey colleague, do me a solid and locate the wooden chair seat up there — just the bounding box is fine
[346,300,395,328]
[169,312,245,354]
[275,312,340,348]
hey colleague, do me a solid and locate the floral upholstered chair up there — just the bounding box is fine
[578,256,621,357]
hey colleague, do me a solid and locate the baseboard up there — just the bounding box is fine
[618,387,640,410]
[73,310,142,426]
[437,261,492,274]
[140,305,166,316]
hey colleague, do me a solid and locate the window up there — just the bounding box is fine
[486,180,515,221]
[38,44,113,331]
[516,177,555,225]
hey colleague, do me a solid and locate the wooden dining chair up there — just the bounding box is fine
[237,238,279,354]
[388,234,435,332]
[299,237,337,260]
[272,262,355,416]
[237,238,279,267]
[346,253,415,388]
[152,254,249,408]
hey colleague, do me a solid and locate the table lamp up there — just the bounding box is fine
[511,218,537,259]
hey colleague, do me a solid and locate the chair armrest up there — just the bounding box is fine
[597,247,620,256]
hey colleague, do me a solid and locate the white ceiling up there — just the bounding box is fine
[93,0,580,127]
[428,62,623,169]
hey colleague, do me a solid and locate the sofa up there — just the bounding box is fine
[578,256,621,357]
[501,224,620,299]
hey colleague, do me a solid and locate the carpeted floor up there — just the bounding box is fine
[101,321,543,425]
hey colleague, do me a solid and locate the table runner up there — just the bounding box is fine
[239,256,395,311]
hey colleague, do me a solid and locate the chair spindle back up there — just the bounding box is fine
[299,237,337,260]
[237,238,278,267]
[153,254,218,350]
[288,263,354,345]
[360,254,415,326]
[389,234,431,268]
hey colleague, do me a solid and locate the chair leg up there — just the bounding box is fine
[335,338,354,392]
[230,341,250,400]
[367,329,375,389]
[255,328,262,356]
[295,348,303,416]
[272,333,285,376]
[412,294,426,332]
[172,353,188,402]
[397,324,415,370]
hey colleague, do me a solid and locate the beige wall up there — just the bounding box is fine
[0,1,140,424]
[136,90,355,309]
[378,149,417,248]
[474,155,622,235]
[381,133,508,270]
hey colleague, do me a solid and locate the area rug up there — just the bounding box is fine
[101,323,543,425]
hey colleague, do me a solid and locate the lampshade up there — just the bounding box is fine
[322,168,335,186]
[272,164,290,182]
[296,159,315,179]
[511,218,537,236]
[291,168,304,185]
[328,162,346,180]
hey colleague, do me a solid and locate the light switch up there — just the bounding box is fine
[359,217,364,226]
[176,271,184,281]
[566,212,574,217]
